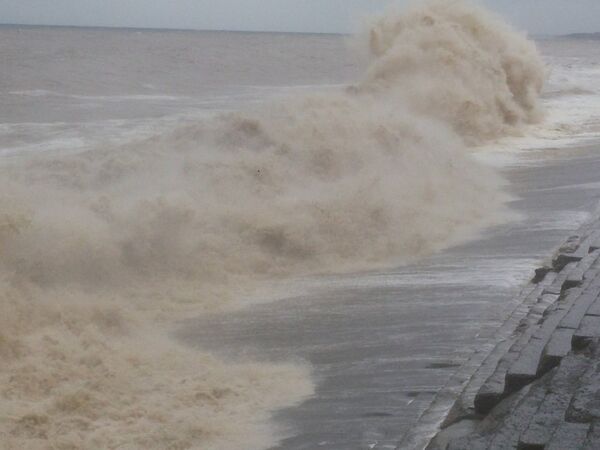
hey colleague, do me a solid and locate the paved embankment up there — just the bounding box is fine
[428,214,600,449]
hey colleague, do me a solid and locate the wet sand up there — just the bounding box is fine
[177,143,600,449]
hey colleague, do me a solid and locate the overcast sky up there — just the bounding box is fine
[1,0,599,36]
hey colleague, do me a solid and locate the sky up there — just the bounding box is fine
[1,0,599,36]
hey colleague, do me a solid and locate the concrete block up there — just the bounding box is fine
[544,263,578,295]
[539,328,575,373]
[565,268,585,289]
[506,298,580,393]
[554,236,583,271]
[546,422,590,450]
[583,288,600,317]
[567,358,600,423]
[519,354,589,449]
[565,251,600,288]
[518,393,567,449]
[573,315,600,349]
[559,288,600,329]
[446,436,488,450]
[475,320,542,414]
[583,423,600,450]
[591,235,600,252]
[506,338,548,393]
[487,376,550,450]
[474,359,511,415]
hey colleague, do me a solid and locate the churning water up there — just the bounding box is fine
[1,0,600,448]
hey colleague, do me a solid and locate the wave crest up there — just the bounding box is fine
[0,1,544,448]
[362,0,544,142]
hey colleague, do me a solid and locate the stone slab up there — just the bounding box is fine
[459,339,516,415]
[474,358,513,415]
[532,294,560,317]
[474,320,542,414]
[544,263,577,295]
[546,422,590,450]
[580,248,600,269]
[566,268,586,289]
[567,358,600,424]
[584,289,600,317]
[518,392,567,449]
[505,298,578,392]
[431,225,600,450]
[506,338,548,393]
[559,288,600,329]
[553,236,584,271]
[573,316,600,349]
[486,376,550,450]
[591,235,600,252]
[446,436,489,450]
[575,232,597,258]
[518,355,589,449]
[539,328,575,373]
[580,231,600,254]
[583,422,600,450]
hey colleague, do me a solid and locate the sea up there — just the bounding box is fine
[1,3,600,449]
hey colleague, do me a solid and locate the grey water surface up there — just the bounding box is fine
[177,144,600,449]
[3,26,600,450]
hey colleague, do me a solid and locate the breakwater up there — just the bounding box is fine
[427,211,600,449]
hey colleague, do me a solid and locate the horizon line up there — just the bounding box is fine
[1,22,598,39]
[0,22,348,36]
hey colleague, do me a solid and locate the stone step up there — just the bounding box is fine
[505,288,584,393]
[566,348,600,425]
[546,422,590,450]
[517,354,589,449]
[505,338,550,394]
[581,229,600,251]
[474,358,514,415]
[528,293,559,318]
[543,262,577,295]
[583,248,600,270]
[473,278,562,415]
[557,287,600,330]
[474,321,540,414]
[553,235,582,267]
[577,229,600,252]
[583,285,600,317]
[430,221,600,450]
[403,279,559,446]
[485,376,550,450]
[553,237,590,271]
[539,328,575,374]
[447,436,488,450]
[591,234,600,252]
[475,263,595,414]
[564,249,600,288]
[452,279,549,416]
[583,423,600,450]
[573,315,600,349]
[452,339,513,421]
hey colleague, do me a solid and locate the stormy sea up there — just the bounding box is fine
[1,1,599,448]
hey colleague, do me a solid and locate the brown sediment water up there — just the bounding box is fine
[0,1,549,448]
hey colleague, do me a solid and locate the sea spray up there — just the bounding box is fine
[359,0,544,142]
[0,1,545,448]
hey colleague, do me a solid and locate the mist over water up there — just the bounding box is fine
[0,1,546,448]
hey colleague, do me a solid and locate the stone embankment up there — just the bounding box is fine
[428,216,600,450]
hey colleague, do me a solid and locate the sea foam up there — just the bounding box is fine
[0,1,544,448]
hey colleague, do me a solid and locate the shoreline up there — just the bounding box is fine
[178,143,600,449]
[424,206,600,449]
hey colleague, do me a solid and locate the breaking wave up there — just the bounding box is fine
[0,1,544,448]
